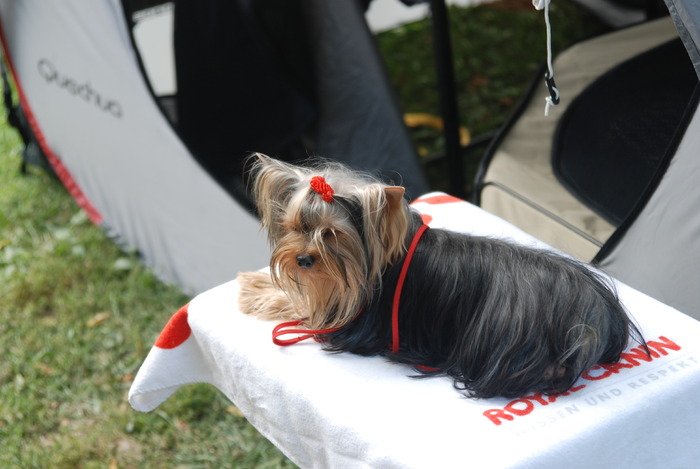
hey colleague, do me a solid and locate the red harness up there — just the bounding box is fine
[272,224,430,353]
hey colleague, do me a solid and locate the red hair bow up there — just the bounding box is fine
[310,176,334,203]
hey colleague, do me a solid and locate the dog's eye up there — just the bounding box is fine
[321,229,335,240]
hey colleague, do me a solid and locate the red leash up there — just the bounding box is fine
[272,320,343,346]
[272,225,430,354]
[391,224,429,353]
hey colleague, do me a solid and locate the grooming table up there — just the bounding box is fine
[129,194,700,468]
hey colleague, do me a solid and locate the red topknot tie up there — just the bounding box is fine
[310,176,334,202]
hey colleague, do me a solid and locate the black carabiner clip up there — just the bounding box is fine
[544,71,560,105]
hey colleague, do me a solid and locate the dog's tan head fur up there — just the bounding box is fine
[248,153,409,329]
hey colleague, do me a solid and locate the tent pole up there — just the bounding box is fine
[429,0,464,198]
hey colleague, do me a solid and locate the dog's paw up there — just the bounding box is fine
[237,270,275,292]
[236,271,299,321]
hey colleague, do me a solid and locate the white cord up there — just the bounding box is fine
[532,0,559,116]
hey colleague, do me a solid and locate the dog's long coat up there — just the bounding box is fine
[237,154,646,398]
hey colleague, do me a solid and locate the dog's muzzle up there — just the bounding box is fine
[296,254,315,269]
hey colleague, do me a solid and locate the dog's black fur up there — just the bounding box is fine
[322,212,644,399]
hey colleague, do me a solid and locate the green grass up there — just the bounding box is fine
[0,105,293,467]
[0,1,604,467]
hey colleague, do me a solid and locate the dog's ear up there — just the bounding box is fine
[246,152,272,174]
[380,186,408,264]
[247,153,301,240]
[252,152,273,166]
[384,186,405,213]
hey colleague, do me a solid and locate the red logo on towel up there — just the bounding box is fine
[154,303,191,349]
[483,336,682,426]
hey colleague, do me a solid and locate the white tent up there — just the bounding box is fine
[0,0,428,294]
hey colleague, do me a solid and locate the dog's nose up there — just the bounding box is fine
[296,255,315,269]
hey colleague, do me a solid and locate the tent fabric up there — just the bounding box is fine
[665,0,700,80]
[598,0,700,317]
[0,0,270,294]
[552,37,698,226]
[171,0,429,204]
[172,0,316,206]
[599,96,700,318]
[476,17,680,261]
[300,0,428,200]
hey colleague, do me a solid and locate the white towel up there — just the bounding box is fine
[130,193,700,468]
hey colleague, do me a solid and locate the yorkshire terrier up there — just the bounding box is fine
[236,154,645,399]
